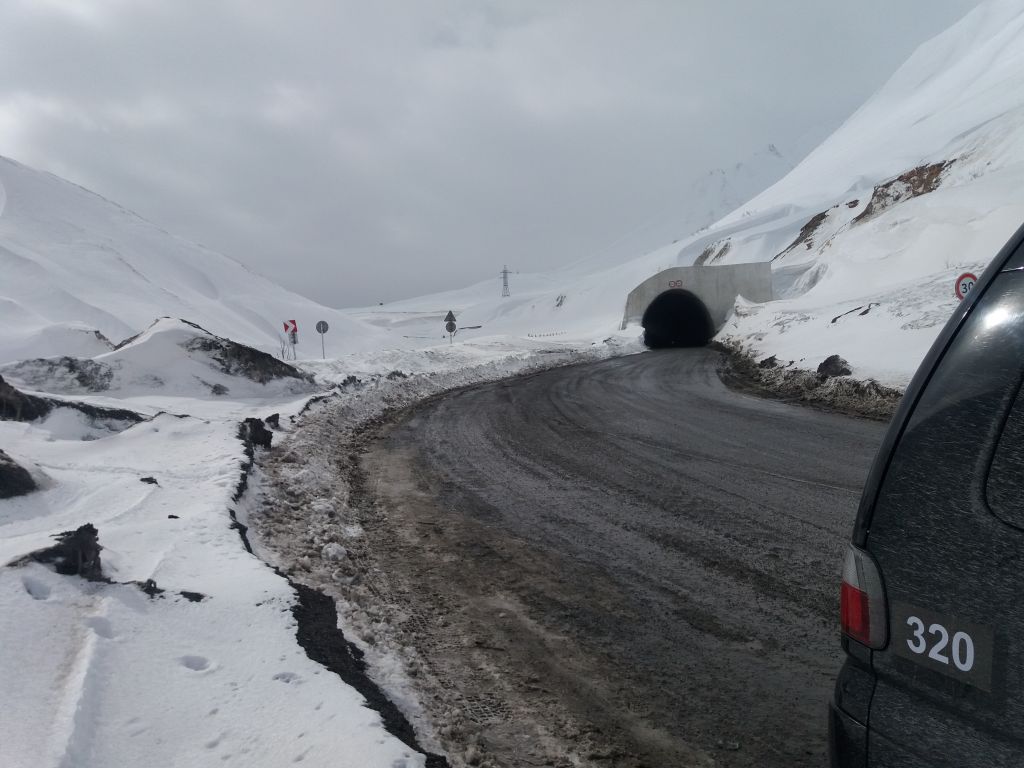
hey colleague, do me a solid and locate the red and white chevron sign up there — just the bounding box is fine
[283,319,298,334]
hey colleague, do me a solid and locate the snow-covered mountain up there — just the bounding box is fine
[364,0,1024,388]
[3,2,1024,389]
[695,0,1024,383]
[5,3,1024,767]
[685,144,794,234]
[0,155,385,365]
[0,141,797,372]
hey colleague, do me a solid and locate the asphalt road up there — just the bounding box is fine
[356,348,888,767]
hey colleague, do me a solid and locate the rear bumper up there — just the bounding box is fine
[829,700,868,768]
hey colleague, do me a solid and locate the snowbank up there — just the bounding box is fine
[0,394,433,767]
[0,320,638,768]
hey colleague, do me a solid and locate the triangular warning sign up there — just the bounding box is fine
[444,310,457,323]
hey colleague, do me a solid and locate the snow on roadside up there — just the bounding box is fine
[0,328,640,768]
[0,389,435,768]
[718,175,1024,388]
[242,334,642,761]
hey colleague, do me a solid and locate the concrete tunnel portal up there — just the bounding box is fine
[641,290,714,348]
[621,262,774,349]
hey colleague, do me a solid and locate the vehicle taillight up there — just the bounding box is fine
[840,544,888,649]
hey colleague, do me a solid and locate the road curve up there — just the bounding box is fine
[356,348,887,767]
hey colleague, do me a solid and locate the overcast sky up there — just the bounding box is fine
[0,0,982,307]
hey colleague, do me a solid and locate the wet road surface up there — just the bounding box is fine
[355,348,888,767]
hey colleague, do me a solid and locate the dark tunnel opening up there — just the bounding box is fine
[641,289,715,348]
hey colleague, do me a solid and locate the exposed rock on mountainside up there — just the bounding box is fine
[774,209,831,261]
[0,449,36,498]
[4,357,113,393]
[0,373,143,429]
[184,332,313,385]
[19,523,104,580]
[0,374,51,421]
[3,319,315,398]
[852,160,954,224]
[695,239,733,266]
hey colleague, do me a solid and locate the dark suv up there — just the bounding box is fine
[830,221,1024,767]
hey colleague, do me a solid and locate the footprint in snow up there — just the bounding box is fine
[86,616,116,639]
[273,671,302,684]
[180,655,212,671]
[22,575,51,601]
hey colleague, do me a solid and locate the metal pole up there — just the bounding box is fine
[501,265,511,297]
[321,334,325,359]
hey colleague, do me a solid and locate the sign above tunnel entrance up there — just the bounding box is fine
[668,280,684,289]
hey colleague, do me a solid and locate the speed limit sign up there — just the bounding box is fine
[955,272,978,301]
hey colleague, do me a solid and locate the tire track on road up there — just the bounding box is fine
[352,348,886,767]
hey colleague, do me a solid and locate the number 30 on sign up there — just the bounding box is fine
[955,272,978,301]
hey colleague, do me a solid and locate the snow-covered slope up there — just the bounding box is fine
[686,144,794,234]
[4,2,1024,388]
[361,0,1024,388]
[701,0,1024,384]
[4,4,1024,766]
[2,318,316,400]
[0,155,385,364]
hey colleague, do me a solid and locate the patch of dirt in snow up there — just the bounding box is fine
[246,343,635,768]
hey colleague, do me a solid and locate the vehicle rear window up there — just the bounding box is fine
[874,271,1024,531]
[987,382,1024,527]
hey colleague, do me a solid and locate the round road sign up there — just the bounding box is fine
[315,320,329,334]
[955,272,978,301]
[445,321,457,333]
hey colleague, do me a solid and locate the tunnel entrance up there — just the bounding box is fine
[641,289,715,348]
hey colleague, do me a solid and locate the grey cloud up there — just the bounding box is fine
[0,0,983,306]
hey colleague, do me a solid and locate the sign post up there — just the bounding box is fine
[444,310,457,344]
[315,320,329,359]
[283,320,299,360]
[955,272,978,301]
